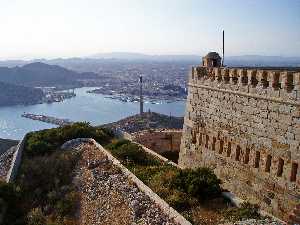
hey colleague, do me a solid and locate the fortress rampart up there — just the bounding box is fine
[191,67,300,103]
[179,64,300,220]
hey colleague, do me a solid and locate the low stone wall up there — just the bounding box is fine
[132,129,182,154]
[0,146,17,180]
[63,138,191,225]
[114,129,179,167]
[6,135,27,183]
[114,128,134,141]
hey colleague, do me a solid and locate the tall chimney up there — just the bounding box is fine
[139,75,143,115]
[222,30,225,67]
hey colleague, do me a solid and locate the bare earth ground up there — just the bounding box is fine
[73,143,178,225]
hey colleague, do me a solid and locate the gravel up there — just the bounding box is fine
[73,143,178,225]
[0,146,16,180]
[219,218,284,225]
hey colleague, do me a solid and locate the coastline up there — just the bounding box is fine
[0,87,186,140]
[87,89,187,104]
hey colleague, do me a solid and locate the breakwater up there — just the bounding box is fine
[21,113,73,126]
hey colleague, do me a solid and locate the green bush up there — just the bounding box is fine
[131,165,166,183]
[165,189,196,209]
[18,151,79,201]
[0,181,25,225]
[25,122,113,157]
[171,167,222,201]
[26,138,53,156]
[107,139,160,166]
[222,202,261,221]
[106,139,131,150]
[136,165,198,210]
[14,151,80,225]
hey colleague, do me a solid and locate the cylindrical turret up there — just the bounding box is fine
[202,52,222,67]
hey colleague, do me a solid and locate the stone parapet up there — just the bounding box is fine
[114,129,179,167]
[190,66,300,103]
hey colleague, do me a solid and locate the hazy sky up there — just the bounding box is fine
[1,0,300,59]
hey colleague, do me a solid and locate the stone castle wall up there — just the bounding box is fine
[6,135,27,183]
[179,66,300,221]
[132,129,182,154]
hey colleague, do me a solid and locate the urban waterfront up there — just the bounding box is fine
[0,87,186,140]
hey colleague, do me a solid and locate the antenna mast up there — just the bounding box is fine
[139,75,143,115]
[222,30,225,67]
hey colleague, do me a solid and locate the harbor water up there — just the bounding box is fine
[0,87,186,140]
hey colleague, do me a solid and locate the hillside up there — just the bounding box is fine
[0,81,44,107]
[0,62,98,88]
[102,112,184,133]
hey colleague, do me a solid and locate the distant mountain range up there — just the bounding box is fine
[90,52,201,61]
[90,53,300,67]
[1,53,300,69]
[0,62,98,87]
[223,55,300,67]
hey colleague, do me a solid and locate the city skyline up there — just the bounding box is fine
[0,0,299,59]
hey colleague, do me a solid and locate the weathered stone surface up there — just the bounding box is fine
[132,129,182,155]
[0,146,17,180]
[179,65,300,222]
[219,218,282,225]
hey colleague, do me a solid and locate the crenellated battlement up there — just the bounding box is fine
[180,53,300,221]
[190,66,300,103]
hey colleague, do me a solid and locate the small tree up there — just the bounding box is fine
[171,167,221,201]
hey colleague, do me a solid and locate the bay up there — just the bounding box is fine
[0,87,186,140]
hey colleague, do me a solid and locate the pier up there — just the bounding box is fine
[21,113,73,126]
